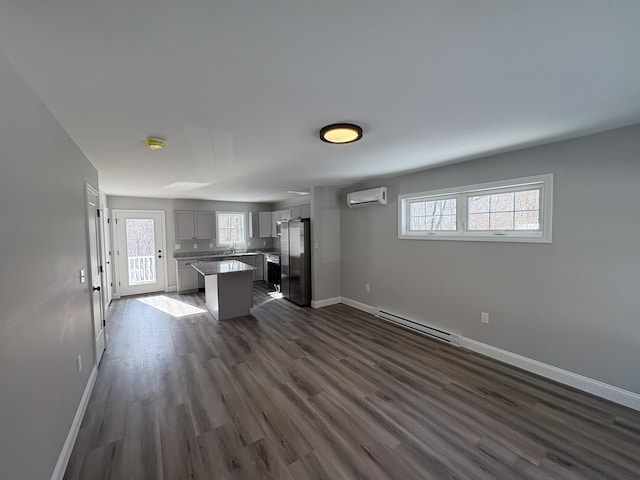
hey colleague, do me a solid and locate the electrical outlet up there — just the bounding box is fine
[263,240,267,246]
[174,244,181,250]
[481,312,489,324]
[365,284,370,292]
[193,243,198,249]
[209,242,214,248]
[77,354,82,372]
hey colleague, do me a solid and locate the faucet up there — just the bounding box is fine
[231,242,236,254]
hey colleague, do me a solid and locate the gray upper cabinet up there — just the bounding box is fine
[255,206,310,238]
[259,212,272,237]
[175,210,215,240]
[289,204,311,220]
[249,212,259,238]
[175,211,196,239]
[195,211,215,238]
[290,205,302,219]
[301,204,311,219]
[249,211,273,238]
[271,210,284,237]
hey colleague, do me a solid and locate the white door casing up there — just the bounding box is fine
[100,205,113,310]
[113,209,167,296]
[86,184,105,366]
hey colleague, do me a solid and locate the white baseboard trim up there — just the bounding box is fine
[340,297,376,315]
[336,299,640,412]
[460,337,640,412]
[50,365,98,480]
[311,296,342,309]
[166,285,177,293]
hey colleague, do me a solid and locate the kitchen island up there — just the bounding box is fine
[192,260,257,320]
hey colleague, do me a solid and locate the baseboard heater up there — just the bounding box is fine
[374,309,460,346]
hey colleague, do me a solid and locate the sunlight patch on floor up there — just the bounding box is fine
[137,295,207,318]
[253,290,284,308]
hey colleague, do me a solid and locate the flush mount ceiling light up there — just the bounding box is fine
[319,123,363,144]
[146,137,166,151]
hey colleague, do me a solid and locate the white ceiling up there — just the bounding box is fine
[1,0,639,202]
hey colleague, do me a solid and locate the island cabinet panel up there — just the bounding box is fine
[193,260,257,320]
[175,210,215,240]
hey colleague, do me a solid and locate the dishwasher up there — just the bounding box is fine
[266,254,280,290]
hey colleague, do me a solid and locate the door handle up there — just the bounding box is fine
[93,286,101,292]
[158,255,163,258]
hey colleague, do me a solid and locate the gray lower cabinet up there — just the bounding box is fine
[177,254,264,293]
[176,260,199,293]
[254,254,264,281]
[223,255,263,282]
[263,255,269,283]
[234,255,260,282]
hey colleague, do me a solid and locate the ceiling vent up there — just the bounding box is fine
[347,187,387,208]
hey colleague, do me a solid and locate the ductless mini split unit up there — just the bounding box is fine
[347,186,387,208]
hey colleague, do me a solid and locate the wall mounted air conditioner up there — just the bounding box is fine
[347,187,387,208]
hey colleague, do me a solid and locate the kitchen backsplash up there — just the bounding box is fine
[174,236,275,253]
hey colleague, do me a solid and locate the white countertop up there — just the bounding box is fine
[192,260,257,276]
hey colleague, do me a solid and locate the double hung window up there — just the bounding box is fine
[216,212,246,246]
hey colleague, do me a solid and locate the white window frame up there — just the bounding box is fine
[398,173,553,243]
[216,211,247,247]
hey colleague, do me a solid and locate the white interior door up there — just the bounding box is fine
[87,185,105,365]
[114,210,166,296]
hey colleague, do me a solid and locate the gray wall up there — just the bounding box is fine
[107,196,274,290]
[311,186,341,303]
[0,52,99,479]
[341,125,640,395]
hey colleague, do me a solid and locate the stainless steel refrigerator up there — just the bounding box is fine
[280,219,311,306]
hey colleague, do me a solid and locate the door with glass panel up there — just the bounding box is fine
[113,210,166,296]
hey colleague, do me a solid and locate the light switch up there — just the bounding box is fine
[79,268,86,284]
[174,244,181,250]
[315,240,319,249]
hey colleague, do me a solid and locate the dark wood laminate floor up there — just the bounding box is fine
[64,284,640,480]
